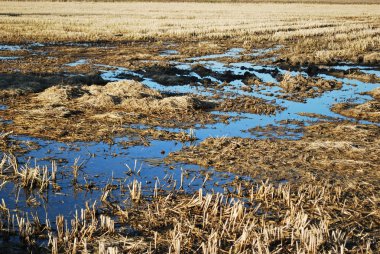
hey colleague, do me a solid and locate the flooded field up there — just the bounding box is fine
[0,40,379,253]
[0,1,379,252]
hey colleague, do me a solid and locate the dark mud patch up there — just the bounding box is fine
[0,72,106,99]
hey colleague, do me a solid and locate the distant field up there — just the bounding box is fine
[1,0,379,4]
[0,1,379,63]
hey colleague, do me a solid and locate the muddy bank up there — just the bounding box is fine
[332,87,380,122]
[324,68,380,83]
[166,122,380,184]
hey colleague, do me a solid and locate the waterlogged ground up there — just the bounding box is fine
[0,43,380,252]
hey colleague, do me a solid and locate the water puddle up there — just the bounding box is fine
[1,46,379,224]
[94,49,380,141]
[0,45,21,51]
[65,59,88,67]
[159,49,179,56]
[0,56,21,60]
[187,48,244,61]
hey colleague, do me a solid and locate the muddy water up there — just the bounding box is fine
[1,46,379,222]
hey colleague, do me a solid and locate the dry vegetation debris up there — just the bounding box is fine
[277,73,343,102]
[0,80,216,142]
[0,175,378,253]
[0,80,282,143]
[332,87,380,122]
[167,122,380,184]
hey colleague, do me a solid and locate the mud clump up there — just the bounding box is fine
[37,81,214,113]
[278,73,342,102]
[332,87,380,122]
[36,86,87,104]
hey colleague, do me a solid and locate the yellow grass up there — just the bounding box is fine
[0,1,379,43]
[1,1,379,63]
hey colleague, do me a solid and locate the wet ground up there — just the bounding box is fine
[0,42,379,252]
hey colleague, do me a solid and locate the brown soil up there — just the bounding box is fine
[331,101,380,122]
[0,72,106,99]
[166,122,380,184]
[0,77,284,143]
[247,123,303,138]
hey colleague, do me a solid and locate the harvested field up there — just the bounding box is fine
[0,1,380,253]
[0,2,380,65]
